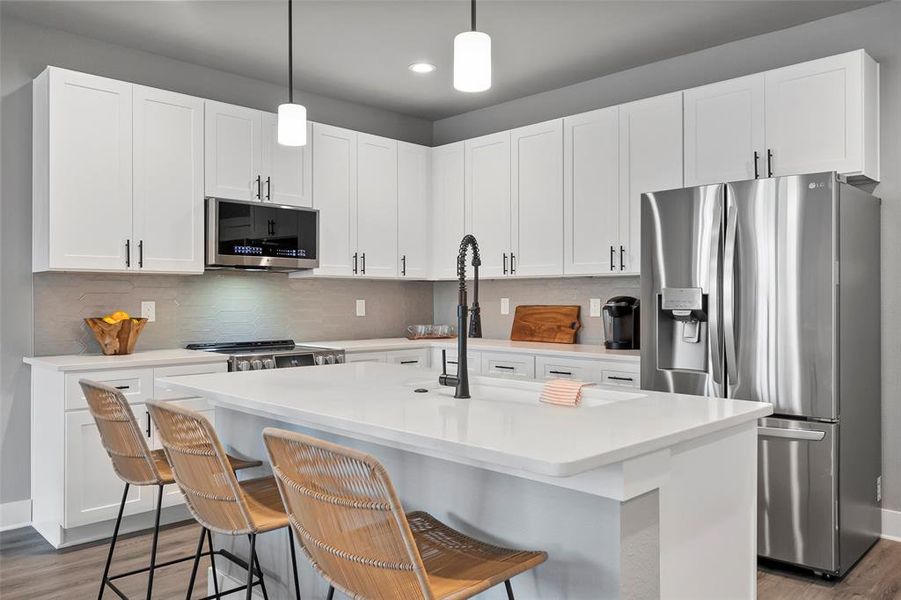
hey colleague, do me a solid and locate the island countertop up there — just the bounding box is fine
[159,362,771,477]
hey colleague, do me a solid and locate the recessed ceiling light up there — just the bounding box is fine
[408,62,437,74]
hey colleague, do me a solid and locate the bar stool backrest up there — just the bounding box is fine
[146,400,253,535]
[79,380,162,486]
[263,428,433,600]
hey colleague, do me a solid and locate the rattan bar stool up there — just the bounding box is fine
[262,428,548,600]
[79,380,263,600]
[146,400,302,600]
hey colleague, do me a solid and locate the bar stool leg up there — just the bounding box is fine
[286,528,302,600]
[326,586,335,600]
[245,534,258,600]
[185,526,207,600]
[146,485,164,600]
[504,580,515,600]
[206,529,221,599]
[249,534,269,600]
[99,483,130,600]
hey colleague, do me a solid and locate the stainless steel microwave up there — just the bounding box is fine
[205,197,319,271]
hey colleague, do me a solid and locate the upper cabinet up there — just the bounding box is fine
[398,142,431,279]
[205,100,312,205]
[685,50,879,185]
[356,133,399,278]
[510,119,564,277]
[312,123,358,275]
[466,132,512,278]
[431,143,466,280]
[684,74,765,186]
[619,92,684,274]
[33,67,203,274]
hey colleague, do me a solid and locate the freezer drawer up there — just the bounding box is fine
[757,417,838,573]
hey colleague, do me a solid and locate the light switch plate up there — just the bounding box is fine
[500,298,510,315]
[355,299,366,317]
[590,298,602,318]
[141,301,156,322]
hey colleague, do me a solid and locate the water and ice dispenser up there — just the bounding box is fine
[656,287,708,372]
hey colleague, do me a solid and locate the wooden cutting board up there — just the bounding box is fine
[510,305,581,344]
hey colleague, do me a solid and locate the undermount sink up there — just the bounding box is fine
[405,377,645,407]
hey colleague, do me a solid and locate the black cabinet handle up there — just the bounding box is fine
[352,252,358,275]
[114,385,129,390]
[503,253,508,275]
[401,255,407,277]
[138,240,144,268]
[125,240,131,268]
[753,151,760,179]
[767,149,774,178]
[255,175,262,199]
[619,246,625,271]
[495,365,515,371]
[510,252,516,274]
[609,246,615,271]
[400,360,418,365]
[608,375,634,382]
[265,176,271,201]
[145,411,151,438]
[361,252,366,275]
[549,370,573,376]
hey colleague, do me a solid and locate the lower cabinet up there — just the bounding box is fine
[481,352,536,380]
[385,348,430,368]
[345,351,388,363]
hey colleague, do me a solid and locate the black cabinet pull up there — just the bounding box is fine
[361,252,366,275]
[265,176,271,201]
[401,255,407,276]
[767,149,774,178]
[510,252,516,274]
[145,411,151,438]
[255,175,262,199]
[609,246,615,271]
[619,246,625,271]
[549,370,572,376]
[400,360,418,365]
[753,151,760,179]
[114,385,129,390]
[495,365,515,371]
[503,253,508,275]
[352,252,358,275]
[125,240,131,268]
[608,375,634,382]
[138,240,144,268]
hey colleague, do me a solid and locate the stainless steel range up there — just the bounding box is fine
[186,340,345,371]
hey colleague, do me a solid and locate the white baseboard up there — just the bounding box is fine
[0,499,32,531]
[882,508,901,542]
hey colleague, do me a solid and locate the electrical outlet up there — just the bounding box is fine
[500,298,510,315]
[590,298,602,318]
[141,301,156,322]
[355,299,366,317]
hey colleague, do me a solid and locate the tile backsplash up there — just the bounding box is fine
[433,276,641,345]
[33,271,434,356]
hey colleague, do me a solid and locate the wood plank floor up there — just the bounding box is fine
[2,522,901,598]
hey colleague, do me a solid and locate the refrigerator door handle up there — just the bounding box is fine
[723,202,739,385]
[709,198,724,387]
[757,426,826,442]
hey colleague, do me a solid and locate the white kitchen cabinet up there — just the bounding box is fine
[431,348,482,378]
[684,74,765,186]
[601,369,640,388]
[431,143,466,279]
[466,132,512,278]
[619,92,684,274]
[133,86,205,274]
[511,119,564,277]
[345,351,389,363]
[385,348,431,368]
[481,352,536,379]
[33,67,133,272]
[313,123,358,275]
[563,106,621,275]
[765,49,879,182]
[535,356,604,383]
[356,133,399,278]
[398,142,431,279]
[204,100,263,201]
[261,114,313,206]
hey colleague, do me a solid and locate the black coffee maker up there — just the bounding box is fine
[602,296,640,349]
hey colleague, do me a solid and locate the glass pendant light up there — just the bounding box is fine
[454,0,491,92]
[278,0,307,146]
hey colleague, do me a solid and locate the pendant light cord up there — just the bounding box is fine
[471,0,476,31]
[287,0,294,103]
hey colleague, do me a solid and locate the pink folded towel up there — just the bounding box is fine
[540,378,593,407]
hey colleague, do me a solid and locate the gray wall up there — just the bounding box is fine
[434,1,901,512]
[434,277,639,345]
[0,14,432,505]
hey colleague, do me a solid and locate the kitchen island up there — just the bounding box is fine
[160,362,772,599]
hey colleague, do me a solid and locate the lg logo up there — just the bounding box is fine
[808,181,826,189]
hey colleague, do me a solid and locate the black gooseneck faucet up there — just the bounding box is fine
[439,234,482,399]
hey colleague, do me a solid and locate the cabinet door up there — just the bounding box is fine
[356,133,398,278]
[430,143,466,279]
[64,406,154,527]
[511,120,563,277]
[313,123,358,275]
[466,132,511,278]
[133,86,205,274]
[345,351,388,363]
[765,50,871,179]
[48,68,133,271]
[398,142,431,279]
[261,113,312,206]
[563,107,621,275]
[684,74,765,186]
[385,349,431,368]
[619,92,684,274]
[480,352,535,379]
[204,100,263,201]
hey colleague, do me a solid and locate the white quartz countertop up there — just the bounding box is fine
[308,337,641,362]
[24,349,227,372]
[159,362,770,477]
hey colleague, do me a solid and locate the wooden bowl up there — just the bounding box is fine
[84,318,148,355]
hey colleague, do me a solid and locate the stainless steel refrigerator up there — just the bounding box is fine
[640,172,881,577]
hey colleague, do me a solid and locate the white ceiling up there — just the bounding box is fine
[2,0,878,120]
